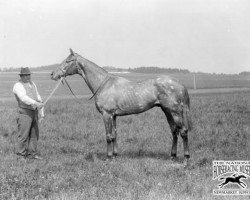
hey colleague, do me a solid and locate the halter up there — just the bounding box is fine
[60,56,111,101]
[57,59,83,103]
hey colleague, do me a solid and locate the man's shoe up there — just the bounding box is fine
[31,155,43,160]
[16,153,27,160]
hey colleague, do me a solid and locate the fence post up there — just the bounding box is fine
[193,73,197,90]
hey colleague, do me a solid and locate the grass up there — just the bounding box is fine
[0,90,249,199]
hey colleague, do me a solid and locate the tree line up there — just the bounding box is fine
[0,65,249,75]
[0,65,190,74]
[128,66,190,74]
[239,71,250,76]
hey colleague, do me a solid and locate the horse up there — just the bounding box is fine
[218,174,247,188]
[51,49,192,164]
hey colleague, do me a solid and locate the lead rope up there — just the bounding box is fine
[43,77,63,106]
[89,76,110,100]
[61,78,83,103]
[75,67,110,100]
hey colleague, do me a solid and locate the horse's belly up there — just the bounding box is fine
[115,90,157,115]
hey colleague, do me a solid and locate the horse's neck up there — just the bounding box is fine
[77,56,109,93]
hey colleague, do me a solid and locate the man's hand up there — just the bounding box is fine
[39,116,45,123]
[33,101,44,109]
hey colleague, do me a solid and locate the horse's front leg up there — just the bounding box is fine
[103,112,114,158]
[112,116,118,156]
[239,181,247,188]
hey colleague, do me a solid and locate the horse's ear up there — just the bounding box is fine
[69,48,74,55]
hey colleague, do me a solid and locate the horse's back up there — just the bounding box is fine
[104,75,189,105]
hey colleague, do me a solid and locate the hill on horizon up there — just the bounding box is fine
[0,64,249,75]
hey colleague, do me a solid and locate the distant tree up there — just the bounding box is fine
[239,71,250,75]
[3,67,16,72]
[32,64,59,71]
[129,66,190,74]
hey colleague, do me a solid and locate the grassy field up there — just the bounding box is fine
[0,72,249,199]
[0,89,249,199]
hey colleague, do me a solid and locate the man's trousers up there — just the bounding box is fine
[16,108,39,156]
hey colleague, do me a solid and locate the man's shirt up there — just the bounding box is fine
[13,81,44,117]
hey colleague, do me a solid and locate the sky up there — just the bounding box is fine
[1,0,250,74]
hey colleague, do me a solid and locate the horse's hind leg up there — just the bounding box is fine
[161,107,178,160]
[239,181,247,188]
[171,128,179,160]
[172,112,190,163]
[161,106,190,164]
[179,126,190,165]
[218,183,225,188]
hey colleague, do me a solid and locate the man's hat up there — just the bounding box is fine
[19,67,31,75]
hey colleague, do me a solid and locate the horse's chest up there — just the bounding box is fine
[95,96,116,113]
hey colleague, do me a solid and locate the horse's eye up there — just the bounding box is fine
[66,59,74,63]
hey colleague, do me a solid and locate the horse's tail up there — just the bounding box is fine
[183,87,192,131]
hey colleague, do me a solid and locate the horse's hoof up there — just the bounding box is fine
[113,152,118,157]
[171,155,177,162]
[183,155,190,167]
[183,158,189,168]
[106,154,115,161]
[107,154,112,158]
[171,157,176,161]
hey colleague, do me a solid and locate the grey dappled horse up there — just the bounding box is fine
[51,49,192,164]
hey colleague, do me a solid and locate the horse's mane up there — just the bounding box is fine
[76,53,109,75]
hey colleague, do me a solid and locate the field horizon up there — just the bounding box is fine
[1,71,250,99]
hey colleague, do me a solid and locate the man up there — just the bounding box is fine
[13,67,44,160]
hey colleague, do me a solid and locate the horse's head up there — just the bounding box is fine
[239,175,247,179]
[51,48,80,80]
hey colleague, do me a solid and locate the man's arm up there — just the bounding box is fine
[13,82,37,105]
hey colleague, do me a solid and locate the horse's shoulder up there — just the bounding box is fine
[112,76,130,85]
[101,76,130,92]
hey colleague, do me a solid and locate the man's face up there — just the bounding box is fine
[20,74,31,83]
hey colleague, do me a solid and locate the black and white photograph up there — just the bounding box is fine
[0,0,249,199]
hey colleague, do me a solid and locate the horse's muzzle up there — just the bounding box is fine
[50,72,58,80]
